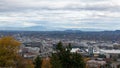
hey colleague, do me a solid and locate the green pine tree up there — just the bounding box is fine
[33,56,42,68]
[50,53,62,68]
[51,42,85,68]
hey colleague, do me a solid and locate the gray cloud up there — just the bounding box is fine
[0,0,120,31]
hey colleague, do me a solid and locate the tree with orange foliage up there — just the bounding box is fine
[0,36,21,67]
[42,58,51,68]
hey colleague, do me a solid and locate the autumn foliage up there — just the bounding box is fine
[0,36,21,67]
[0,36,34,68]
[42,58,51,68]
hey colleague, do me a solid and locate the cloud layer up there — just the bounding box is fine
[0,0,120,31]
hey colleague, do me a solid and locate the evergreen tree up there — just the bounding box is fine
[50,53,62,68]
[70,53,85,68]
[33,56,42,68]
[51,42,85,68]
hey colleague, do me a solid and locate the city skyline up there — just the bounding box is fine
[0,0,120,31]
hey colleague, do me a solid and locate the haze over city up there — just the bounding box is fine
[0,0,120,31]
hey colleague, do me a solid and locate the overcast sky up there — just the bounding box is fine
[0,0,120,31]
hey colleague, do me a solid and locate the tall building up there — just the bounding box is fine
[88,45,93,56]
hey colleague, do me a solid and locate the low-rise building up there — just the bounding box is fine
[86,60,106,68]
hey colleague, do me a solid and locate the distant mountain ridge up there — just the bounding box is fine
[0,30,120,41]
[0,26,120,32]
